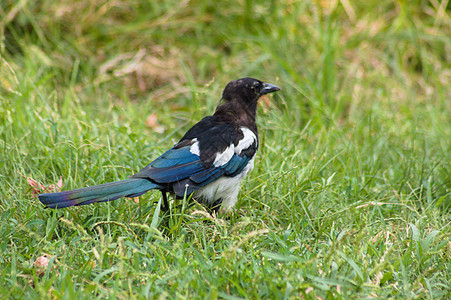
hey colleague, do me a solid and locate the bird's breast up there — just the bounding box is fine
[193,157,255,211]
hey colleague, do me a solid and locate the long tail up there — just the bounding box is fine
[38,178,161,209]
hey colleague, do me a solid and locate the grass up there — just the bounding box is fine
[1,0,450,298]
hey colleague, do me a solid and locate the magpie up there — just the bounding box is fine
[38,78,280,212]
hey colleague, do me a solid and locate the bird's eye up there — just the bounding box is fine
[253,82,261,90]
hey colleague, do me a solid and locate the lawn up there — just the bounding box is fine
[0,0,450,298]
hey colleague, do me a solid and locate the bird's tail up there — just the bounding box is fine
[38,178,160,209]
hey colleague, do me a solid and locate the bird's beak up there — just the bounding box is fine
[260,83,281,95]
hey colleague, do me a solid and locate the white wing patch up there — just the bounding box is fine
[213,145,234,167]
[212,127,256,167]
[189,138,200,156]
[235,127,257,154]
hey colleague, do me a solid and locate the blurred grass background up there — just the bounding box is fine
[0,0,450,298]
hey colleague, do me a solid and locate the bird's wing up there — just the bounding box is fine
[132,119,258,196]
[136,144,204,183]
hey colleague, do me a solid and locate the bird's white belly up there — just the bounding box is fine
[193,157,255,211]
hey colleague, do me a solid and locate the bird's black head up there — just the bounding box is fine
[222,78,280,103]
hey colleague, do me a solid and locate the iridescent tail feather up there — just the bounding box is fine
[38,178,160,209]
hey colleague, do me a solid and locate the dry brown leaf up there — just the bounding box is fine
[19,172,63,196]
[260,95,271,108]
[145,113,158,127]
[34,255,50,276]
[145,113,164,133]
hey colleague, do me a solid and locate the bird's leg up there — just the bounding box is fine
[208,198,222,216]
[161,191,169,212]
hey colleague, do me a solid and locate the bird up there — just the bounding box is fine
[38,78,280,213]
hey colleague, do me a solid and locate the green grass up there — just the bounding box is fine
[1,0,450,298]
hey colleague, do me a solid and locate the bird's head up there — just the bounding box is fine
[221,78,280,103]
